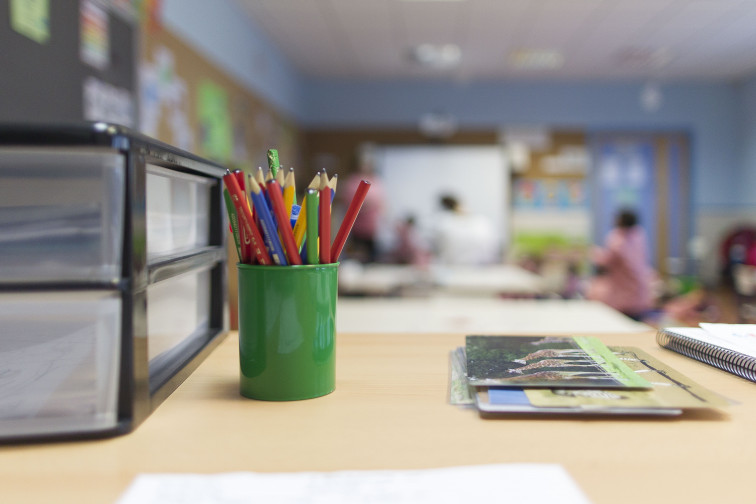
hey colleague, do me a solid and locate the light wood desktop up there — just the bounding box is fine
[1,330,754,504]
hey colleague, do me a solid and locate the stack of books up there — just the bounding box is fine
[450,335,727,416]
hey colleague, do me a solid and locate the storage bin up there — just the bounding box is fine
[0,122,228,442]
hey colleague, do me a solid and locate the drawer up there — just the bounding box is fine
[0,148,125,284]
[146,164,215,261]
[147,265,212,388]
[0,291,121,438]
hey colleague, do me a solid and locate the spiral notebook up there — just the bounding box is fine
[656,323,756,382]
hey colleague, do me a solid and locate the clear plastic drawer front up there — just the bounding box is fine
[0,148,125,284]
[146,164,213,261]
[147,266,211,383]
[0,291,121,438]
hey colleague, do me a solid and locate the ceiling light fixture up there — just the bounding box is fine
[616,47,673,70]
[509,49,564,70]
[410,43,462,69]
[419,112,458,139]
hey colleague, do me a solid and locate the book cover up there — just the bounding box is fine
[472,347,728,416]
[465,335,650,388]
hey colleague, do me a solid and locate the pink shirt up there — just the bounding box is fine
[588,226,654,316]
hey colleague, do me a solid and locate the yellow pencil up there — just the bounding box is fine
[255,166,266,187]
[293,172,322,250]
[328,173,338,199]
[283,167,296,215]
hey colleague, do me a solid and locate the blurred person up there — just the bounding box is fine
[586,209,655,320]
[433,194,498,265]
[389,215,430,266]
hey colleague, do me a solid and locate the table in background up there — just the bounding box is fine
[1,331,753,504]
[337,297,651,334]
[338,263,546,297]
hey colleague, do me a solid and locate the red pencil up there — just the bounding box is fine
[222,171,272,265]
[318,171,331,264]
[266,178,302,265]
[330,180,371,263]
[233,170,255,263]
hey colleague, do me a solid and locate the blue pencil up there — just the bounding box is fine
[247,175,288,265]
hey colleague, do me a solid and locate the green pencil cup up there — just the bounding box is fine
[237,263,338,401]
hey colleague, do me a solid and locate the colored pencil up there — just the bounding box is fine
[247,174,288,265]
[292,172,321,250]
[223,188,242,262]
[331,180,371,263]
[267,148,280,178]
[255,166,266,188]
[306,188,320,264]
[283,167,296,215]
[222,171,271,265]
[225,173,251,264]
[233,169,256,260]
[328,173,338,203]
[318,171,331,263]
[266,178,303,265]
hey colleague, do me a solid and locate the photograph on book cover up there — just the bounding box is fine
[465,335,650,389]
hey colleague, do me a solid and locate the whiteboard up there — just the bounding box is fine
[373,145,509,259]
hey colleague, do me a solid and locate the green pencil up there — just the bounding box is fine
[305,188,319,264]
[223,188,242,261]
[267,148,280,178]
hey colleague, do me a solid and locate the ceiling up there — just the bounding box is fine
[235,0,756,83]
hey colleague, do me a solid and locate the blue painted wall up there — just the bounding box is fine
[162,0,306,121]
[739,75,756,207]
[301,79,743,212]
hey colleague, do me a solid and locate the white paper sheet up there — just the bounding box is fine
[117,464,591,504]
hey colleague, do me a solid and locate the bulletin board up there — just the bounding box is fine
[139,26,300,171]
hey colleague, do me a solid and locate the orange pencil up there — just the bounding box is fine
[331,180,371,263]
[318,170,331,264]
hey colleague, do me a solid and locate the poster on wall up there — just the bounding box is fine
[139,45,193,152]
[513,178,586,210]
[197,80,233,162]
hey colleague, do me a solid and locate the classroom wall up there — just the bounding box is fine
[739,74,756,207]
[161,6,748,210]
[161,0,305,122]
[300,80,742,211]
[162,4,756,284]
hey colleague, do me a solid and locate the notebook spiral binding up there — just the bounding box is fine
[656,329,756,383]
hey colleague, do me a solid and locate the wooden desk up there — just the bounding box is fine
[1,331,754,504]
